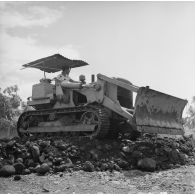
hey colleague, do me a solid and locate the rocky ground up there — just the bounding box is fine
[0,165,195,193]
[0,132,195,193]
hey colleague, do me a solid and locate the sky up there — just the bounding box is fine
[0,1,195,112]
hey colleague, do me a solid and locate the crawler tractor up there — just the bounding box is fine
[17,54,187,139]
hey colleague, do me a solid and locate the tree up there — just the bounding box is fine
[185,97,195,129]
[21,101,29,112]
[3,85,21,110]
[0,85,22,138]
[187,97,195,116]
[0,91,12,120]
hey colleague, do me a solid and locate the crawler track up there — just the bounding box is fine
[17,104,110,139]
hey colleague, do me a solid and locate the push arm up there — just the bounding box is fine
[97,74,139,93]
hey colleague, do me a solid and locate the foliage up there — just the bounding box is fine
[3,85,21,109]
[0,92,12,120]
[0,85,22,120]
[21,101,29,112]
[0,85,22,136]
[0,118,15,137]
[184,97,195,129]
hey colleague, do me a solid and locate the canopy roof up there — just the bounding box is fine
[22,54,88,73]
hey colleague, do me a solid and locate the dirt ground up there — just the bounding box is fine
[0,165,195,194]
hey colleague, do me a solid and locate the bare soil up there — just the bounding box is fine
[0,165,195,194]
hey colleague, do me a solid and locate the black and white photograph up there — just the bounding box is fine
[0,1,195,193]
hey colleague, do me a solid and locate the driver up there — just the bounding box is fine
[55,68,81,84]
[56,68,72,82]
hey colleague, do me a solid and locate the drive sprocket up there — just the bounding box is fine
[80,106,110,139]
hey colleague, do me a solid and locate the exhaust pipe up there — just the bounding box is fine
[91,74,95,82]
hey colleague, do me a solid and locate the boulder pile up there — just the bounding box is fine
[0,133,194,177]
[120,134,195,171]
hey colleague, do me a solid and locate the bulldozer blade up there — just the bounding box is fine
[134,87,187,135]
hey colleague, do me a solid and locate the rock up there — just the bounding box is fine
[21,148,27,153]
[13,163,25,174]
[42,187,50,193]
[15,148,22,155]
[179,153,188,164]
[25,141,31,147]
[180,145,191,155]
[71,145,78,150]
[7,154,15,165]
[39,153,46,163]
[188,151,194,156]
[96,167,101,171]
[117,159,129,169]
[57,143,68,150]
[36,163,50,175]
[60,160,65,165]
[131,151,143,159]
[48,155,54,161]
[67,168,73,173]
[89,150,99,161]
[96,145,102,150]
[104,144,112,150]
[0,128,193,175]
[26,159,36,168]
[174,164,181,168]
[137,158,156,172]
[122,146,131,153]
[164,163,172,169]
[157,155,169,162]
[22,169,31,175]
[183,134,193,140]
[39,141,50,148]
[120,151,127,159]
[54,164,66,172]
[100,163,109,171]
[69,149,79,159]
[163,147,172,154]
[14,175,21,181]
[172,142,180,149]
[0,165,16,177]
[26,152,31,158]
[79,146,86,152]
[6,140,16,148]
[113,164,121,171]
[154,147,160,155]
[169,164,174,169]
[83,161,95,172]
[107,162,115,171]
[31,145,40,162]
[29,167,36,173]
[73,165,82,171]
[61,151,67,156]
[43,160,53,167]
[35,164,41,172]
[53,157,63,166]
[155,139,164,146]
[64,158,73,168]
[169,149,180,163]
[15,158,23,164]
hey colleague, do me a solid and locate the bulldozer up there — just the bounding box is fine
[17,54,187,139]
